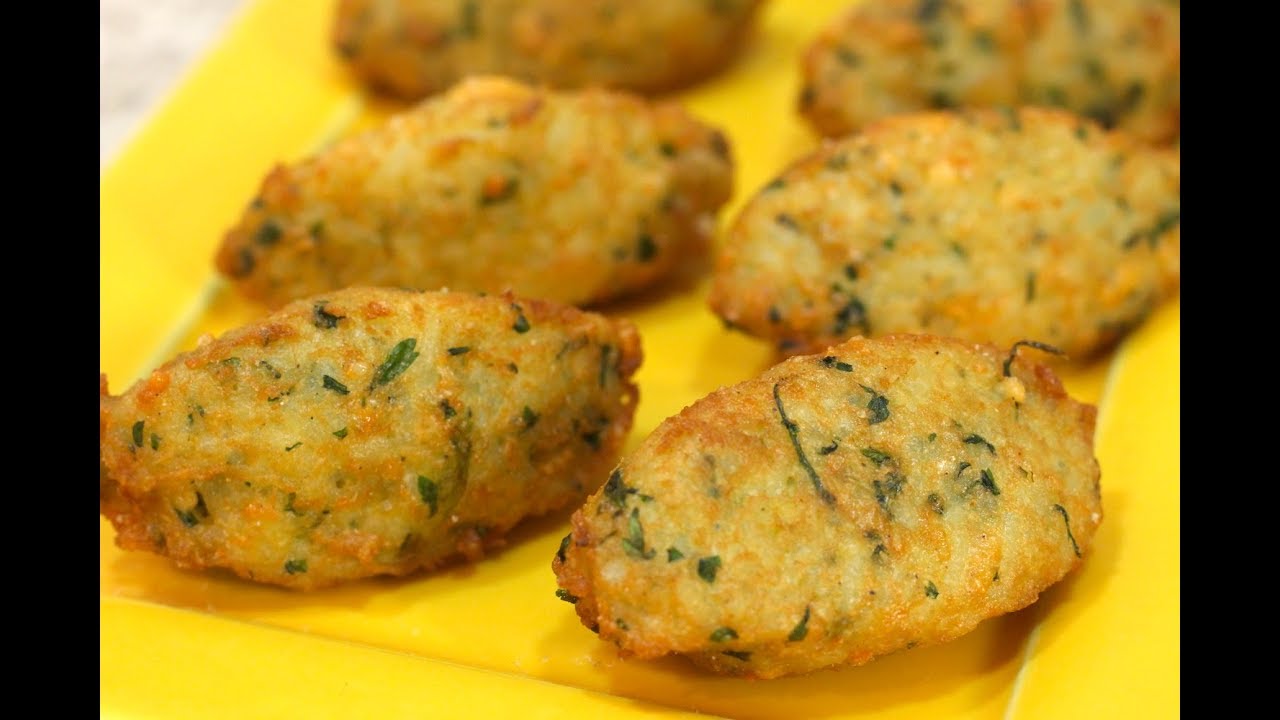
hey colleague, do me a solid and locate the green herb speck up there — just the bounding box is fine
[323,375,350,395]
[709,627,738,643]
[313,302,342,329]
[621,507,655,559]
[372,339,420,387]
[284,558,308,575]
[511,306,531,334]
[925,581,939,599]
[254,221,282,246]
[333,427,348,439]
[132,421,145,448]
[447,346,470,356]
[667,547,684,562]
[418,476,439,517]
[788,606,811,642]
[861,447,892,466]
[697,556,722,583]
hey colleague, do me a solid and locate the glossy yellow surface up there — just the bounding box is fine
[100,1,1180,717]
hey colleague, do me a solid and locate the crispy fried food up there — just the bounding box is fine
[100,287,641,590]
[216,76,733,309]
[553,334,1100,678]
[800,0,1180,145]
[333,0,766,100]
[709,107,1180,359]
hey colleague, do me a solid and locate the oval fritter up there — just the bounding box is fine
[333,0,766,100]
[100,287,641,590]
[553,334,1100,678]
[800,0,1180,145]
[709,107,1180,358]
[216,76,733,309]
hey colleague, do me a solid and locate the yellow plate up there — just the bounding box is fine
[100,1,1180,717]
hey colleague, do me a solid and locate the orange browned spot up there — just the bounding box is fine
[361,301,394,319]
[481,174,517,202]
[136,370,171,407]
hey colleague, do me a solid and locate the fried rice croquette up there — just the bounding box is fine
[100,287,641,590]
[709,107,1180,358]
[800,0,1180,145]
[333,0,766,100]
[216,76,733,309]
[553,334,1100,678]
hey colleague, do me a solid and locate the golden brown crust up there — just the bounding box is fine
[216,76,733,309]
[101,287,641,590]
[799,0,1180,145]
[709,107,1180,359]
[554,333,1101,678]
[333,0,766,100]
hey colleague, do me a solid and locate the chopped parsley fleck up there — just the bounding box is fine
[521,406,539,430]
[709,627,738,643]
[916,0,943,23]
[697,556,722,583]
[925,581,939,599]
[928,432,937,442]
[599,345,613,388]
[332,427,348,439]
[440,399,456,419]
[555,588,579,604]
[621,507,655,559]
[132,421,145,448]
[636,234,657,262]
[284,558,308,575]
[834,297,868,335]
[511,306,531,333]
[447,346,470,356]
[723,650,752,661]
[667,547,684,562]
[928,493,946,515]
[322,375,350,395]
[254,220,282,246]
[1068,0,1089,33]
[788,606,811,642]
[773,382,836,505]
[861,448,892,466]
[818,440,839,455]
[459,0,479,37]
[418,476,439,517]
[873,473,906,516]
[313,302,342,329]
[1003,340,1065,376]
[1053,504,1082,557]
[603,469,635,509]
[150,433,160,451]
[964,434,996,454]
[821,356,853,372]
[285,442,302,452]
[372,339,420,387]
[556,534,572,563]
[979,469,1001,496]
[861,386,890,424]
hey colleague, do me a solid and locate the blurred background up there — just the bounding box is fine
[100,0,246,170]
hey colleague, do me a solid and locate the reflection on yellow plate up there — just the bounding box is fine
[100,1,1179,717]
